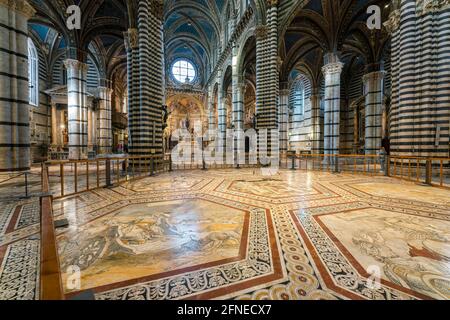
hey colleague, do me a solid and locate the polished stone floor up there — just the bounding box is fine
[0,169,449,300]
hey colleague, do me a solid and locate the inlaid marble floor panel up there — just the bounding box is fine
[51,169,450,300]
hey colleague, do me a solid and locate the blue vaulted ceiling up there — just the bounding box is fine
[164,0,232,86]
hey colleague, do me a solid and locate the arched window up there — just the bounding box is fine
[28,38,39,106]
[171,59,197,84]
[291,81,305,116]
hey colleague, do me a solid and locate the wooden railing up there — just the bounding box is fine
[285,153,384,176]
[389,156,450,189]
[39,162,64,300]
[47,155,168,200]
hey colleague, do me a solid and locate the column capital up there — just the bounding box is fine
[322,62,344,76]
[280,89,290,96]
[416,0,450,15]
[266,0,278,7]
[0,0,35,18]
[255,25,268,40]
[96,86,114,96]
[383,9,400,34]
[124,28,139,50]
[363,71,386,83]
[64,59,88,73]
[237,82,246,93]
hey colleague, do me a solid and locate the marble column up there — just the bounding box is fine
[363,71,385,155]
[217,69,226,157]
[255,8,279,130]
[0,0,35,171]
[207,86,216,131]
[124,28,139,155]
[132,0,164,156]
[64,59,89,160]
[310,92,323,154]
[232,45,244,131]
[322,54,344,158]
[384,1,450,157]
[232,80,245,164]
[97,86,113,154]
[254,2,279,160]
[278,87,290,153]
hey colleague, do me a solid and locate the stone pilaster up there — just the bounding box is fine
[363,71,385,155]
[64,59,89,160]
[0,0,35,171]
[322,54,344,158]
[97,86,113,154]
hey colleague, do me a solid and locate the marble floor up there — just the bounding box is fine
[0,169,449,300]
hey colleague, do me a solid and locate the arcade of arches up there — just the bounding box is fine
[0,0,449,300]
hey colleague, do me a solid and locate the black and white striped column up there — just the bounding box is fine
[322,54,344,157]
[64,59,88,160]
[128,0,164,156]
[207,86,216,131]
[0,0,34,171]
[97,84,113,154]
[232,43,244,132]
[217,69,226,155]
[278,88,290,153]
[255,4,279,131]
[124,28,139,155]
[386,0,450,157]
[363,71,385,155]
[310,92,323,154]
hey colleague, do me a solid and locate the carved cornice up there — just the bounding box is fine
[322,62,344,76]
[64,59,88,74]
[0,0,35,18]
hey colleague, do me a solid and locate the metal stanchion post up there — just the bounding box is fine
[105,159,112,187]
[24,172,29,198]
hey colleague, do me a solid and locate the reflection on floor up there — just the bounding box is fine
[1,169,449,300]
